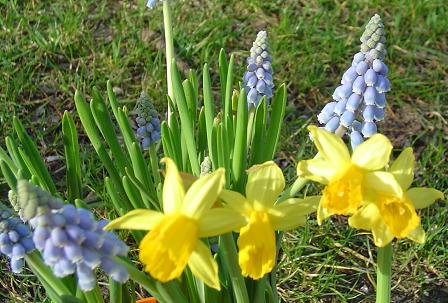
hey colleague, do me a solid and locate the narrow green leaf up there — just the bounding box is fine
[109,279,123,303]
[170,61,200,176]
[202,64,215,165]
[0,160,17,190]
[219,49,228,109]
[106,80,120,120]
[183,79,197,125]
[0,146,17,174]
[198,107,207,162]
[250,100,267,165]
[74,91,131,212]
[232,89,248,191]
[122,176,145,209]
[91,87,129,174]
[116,108,139,155]
[5,136,30,179]
[263,84,286,161]
[13,117,56,194]
[62,111,82,201]
[161,121,177,163]
[224,55,235,154]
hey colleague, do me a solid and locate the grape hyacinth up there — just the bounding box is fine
[317,14,391,149]
[243,31,274,108]
[135,92,161,150]
[17,180,129,291]
[146,0,162,9]
[0,207,35,273]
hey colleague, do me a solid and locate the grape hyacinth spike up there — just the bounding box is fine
[316,14,391,149]
[135,92,161,150]
[0,206,35,273]
[17,180,129,291]
[243,31,274,108]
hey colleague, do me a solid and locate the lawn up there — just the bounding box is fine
[0,0,447,302]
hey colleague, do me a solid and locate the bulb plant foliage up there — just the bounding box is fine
[0,8,444,303]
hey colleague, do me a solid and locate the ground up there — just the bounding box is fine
[0,0,447,302]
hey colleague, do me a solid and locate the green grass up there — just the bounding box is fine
[0,0,447,302]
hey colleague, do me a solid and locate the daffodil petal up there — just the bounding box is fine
[188,240,220,290]
[348,203,394,247]
[104,209,163,231]
[198,208,246,237]
[246,161,284,207]
[296,158,336,184]
[351,134,392,170]
[182,168,225,219]
[316,200,331,225]
[162,158,185,214]
[407,187,444,209]
[219,189,251,213]
[308,125,350,166]
[390,147,414,190]
[407,225,426,244]
[348,203,381,230]
[364,171,403,197]
[271,196,320,231]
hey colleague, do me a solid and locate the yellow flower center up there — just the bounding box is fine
[238,211,276,280]
[377,194,420,239]
[139,214,198,282]
[321,165,364,215]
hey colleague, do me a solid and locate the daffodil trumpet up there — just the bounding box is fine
[105,158,245,290]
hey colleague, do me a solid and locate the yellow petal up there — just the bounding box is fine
[308,125,350,167]
[139,214,198,282]
[348,203,393,247]
[238,211,276,280]
[198,208,246,237]
[407,187,444,209]
[364,171,403,197]
[406,225,426,244]
[219,189,252,214]
[188,240,220,290]
[161,158,185,214]
[316,200,331,225]
[104,209,163,231]
[296,157,336,184]
[390,147,414,190]
[271,196,321,231]
[182,168,225,219]
[351,134,392,170]
[246,161,284,207]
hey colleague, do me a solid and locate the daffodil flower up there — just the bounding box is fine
[220,161,321,280]
[297,126,401,224]
[105,158,245,290]
[349,147,444,247]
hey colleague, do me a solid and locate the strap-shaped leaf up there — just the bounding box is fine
[232,88,248,192]
[62,111,82,201]
[250,99,267,165]
[263,84,286,161]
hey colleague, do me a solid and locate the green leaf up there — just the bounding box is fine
[232,89,248,192]
[0,160,17,191]
[250,100,267,165]
[219,49,228,109]
[5,136,30,179]
[13,117,56,194]
[263,84,286,161]
[202,64,216,168]
[62,111,82,201]
[170,60,200,176]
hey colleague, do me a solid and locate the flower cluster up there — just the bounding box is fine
[243,31,274,108]
[135,92,161,150]
[0,207,35,273]
[297,126,443,247]
[146,0,162,9]
[17,180,129,291]
[317,14,391,149]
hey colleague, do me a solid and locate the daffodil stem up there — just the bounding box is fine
[220,233,250,303]
[163,0,175,125]
[246,108,255,149]
[376,243,392,303]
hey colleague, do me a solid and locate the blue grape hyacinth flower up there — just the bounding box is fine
[135,92,161,150]
[17,180,129,291]
[317,14,390,149]
[243,31,274,108]
[146,0,162,9]
[0,206,35,273]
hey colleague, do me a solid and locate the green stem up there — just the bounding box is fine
[376,243,393,303]
[25,251,72,296]
[278,177,308,203]
[220,233,249,303]
[149,144,162,204]
[163,0,175,125]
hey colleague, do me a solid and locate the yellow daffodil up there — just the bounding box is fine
[220,161,321,280]
[105,158,245,290]
[297,126,402,224]
[349,147,444,247]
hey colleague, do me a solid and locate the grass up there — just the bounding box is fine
[0,0,447,302]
